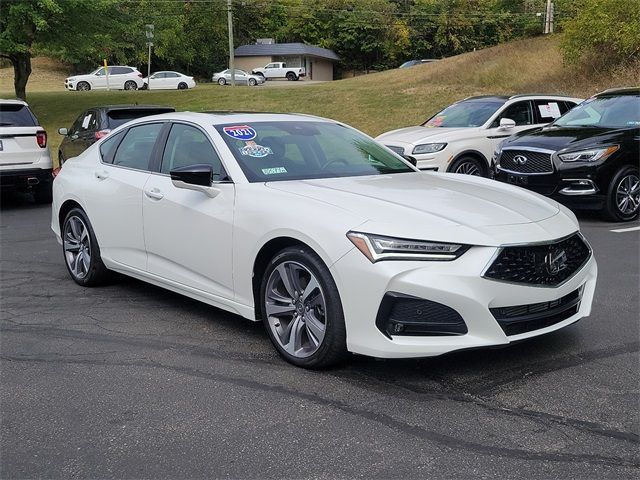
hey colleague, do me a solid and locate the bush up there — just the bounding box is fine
[561,0,640,67]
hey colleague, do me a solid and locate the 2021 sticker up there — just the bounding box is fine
[223,125,257,141]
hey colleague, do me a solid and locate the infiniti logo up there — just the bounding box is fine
[513,154,528,165]
[545,249,568,276]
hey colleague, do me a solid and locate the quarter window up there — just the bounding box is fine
[161,124,224,178]
[99,131,125,163]
[112,123,162,170]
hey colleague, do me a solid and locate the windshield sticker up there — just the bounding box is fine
[426,116,445,127]
[240,141,273,158]
[223,125,256,141]
[262,167,287,175]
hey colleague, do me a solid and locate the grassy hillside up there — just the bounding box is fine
[1,35,638,163]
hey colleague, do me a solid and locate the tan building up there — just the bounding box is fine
[234,42,339,81]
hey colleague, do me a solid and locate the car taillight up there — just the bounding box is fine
[95,129,111,140]
[138,73,143,78]
[36,131,47,148]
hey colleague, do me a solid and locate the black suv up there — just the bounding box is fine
[58,105,175,163]
[493,88,639,221]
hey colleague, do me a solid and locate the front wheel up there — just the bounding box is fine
[604,167,639,222]
[62,208,111,286]
[260,246,347,368]
[449,156,485,177]
[218,78,226,86]
[124,81,138,91]
[76,81,90,91]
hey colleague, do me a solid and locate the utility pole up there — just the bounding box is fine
[145,24,154,88]
[227,0,235,87]
[544,0,554,34]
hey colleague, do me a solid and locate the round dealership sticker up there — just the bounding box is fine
[223,125,257,141]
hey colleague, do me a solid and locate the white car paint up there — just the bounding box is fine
[143,71,196,90]
[251,62,305,80]
[376,95,583,174]
[51,112,597,360]
[65,66,144,91]
[212,69,265,86]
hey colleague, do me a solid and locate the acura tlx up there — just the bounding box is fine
[51,112,597,368]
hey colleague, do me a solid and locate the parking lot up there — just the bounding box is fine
[1,194,638,478]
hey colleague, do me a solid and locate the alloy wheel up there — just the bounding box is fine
[454,161,481,176]
[265,261,327,358]
[616,174,640,215]
[64,215,91,279]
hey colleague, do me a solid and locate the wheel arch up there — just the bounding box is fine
[447,150,490,174]
[58,199,84,231]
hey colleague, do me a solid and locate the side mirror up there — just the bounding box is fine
[58,127,68,136]
[499,118,516,130]
[170,164,220,198]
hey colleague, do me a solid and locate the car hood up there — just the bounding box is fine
[505,125,631,151]
[376,126,471,145]
[266,173,570,246]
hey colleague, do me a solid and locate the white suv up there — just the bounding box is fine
[376,94,583,176]
[65,66,144,91]
[0,99,53,203]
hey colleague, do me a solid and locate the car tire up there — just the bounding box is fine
[603,166,639,222]
[248,78,257,86]
[218,78,226,86]
[177,82,188,90]
[286,72,297,81]
[260,246,348,369]
[76,81,90,91]
[124,81,138,91]
[449,156,485,177]
[62,208,111,287]
[33,182,53,204]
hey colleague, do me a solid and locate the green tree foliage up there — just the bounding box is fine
[560,0,640,66]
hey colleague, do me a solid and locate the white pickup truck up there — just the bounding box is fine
[251,62,306,81]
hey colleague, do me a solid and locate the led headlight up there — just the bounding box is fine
[347,232,469,262]
[412,143,447,155]
[558,145,619,162]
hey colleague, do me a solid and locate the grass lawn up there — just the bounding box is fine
[2,36,638,164]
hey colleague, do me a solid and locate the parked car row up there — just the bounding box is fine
[64,66,196,91]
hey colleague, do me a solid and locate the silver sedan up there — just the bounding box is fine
[212,69,265,86]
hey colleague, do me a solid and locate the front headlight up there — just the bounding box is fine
[346,231,469,262]
[558,145,619,162]
[412,143,447,155]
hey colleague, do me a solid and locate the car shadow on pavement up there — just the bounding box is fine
[0,191,42,212]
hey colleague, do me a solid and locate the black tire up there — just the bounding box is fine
[218,78,226,86]
[448,156,486,177]
[248,78,257,86]
[255,72,265,81]
[177,82,188,90]
[33,182,53,204]
[260,246,348,369]
[603,166,640,222]
[124,81,138,91]
[62,208,111,287]
[76,81,90,91]
[286,72,297,81]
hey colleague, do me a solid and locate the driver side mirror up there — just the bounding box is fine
[58,127,68,136]
[170,164,220,198]
[499,118,516,130]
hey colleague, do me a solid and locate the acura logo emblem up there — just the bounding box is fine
[545,249,567,276]
[514,155,528,165]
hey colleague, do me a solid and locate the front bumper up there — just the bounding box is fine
[331,242,597,358]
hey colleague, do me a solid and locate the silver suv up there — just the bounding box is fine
[0,100,53,203]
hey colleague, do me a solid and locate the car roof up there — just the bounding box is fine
[462,94,582,103]
[0,99,28,106]
[90,104,175,112]
[596,87,640,96]
[123,111,332,126]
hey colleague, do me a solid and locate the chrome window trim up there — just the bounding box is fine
[99,121,166,173]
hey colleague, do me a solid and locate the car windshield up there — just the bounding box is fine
[422,100,505,128]
[0,104,38,126]
[216,121,414,182]
[552,94,640,129]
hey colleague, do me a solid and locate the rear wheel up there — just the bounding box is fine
[286,72,297,81]
[62,208,110,286]
[218,78,226,86]
[33,183,53,204]
[260,246,347,369]
[76,81,90,91]
[449,156,485,177]
[124,81,138,90]
[177,82,188,90]
[604,167,639,222]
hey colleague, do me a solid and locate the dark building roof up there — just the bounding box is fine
[234,43,339,61]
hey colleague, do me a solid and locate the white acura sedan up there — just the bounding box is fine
[51,112,597,368]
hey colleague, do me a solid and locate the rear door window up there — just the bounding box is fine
[0,104,38,127]
[112,123,163,170]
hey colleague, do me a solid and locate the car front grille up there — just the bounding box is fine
[499,149,553,174]
[386,145,405,156]
[483,233,591,287]
[490,288,581,336]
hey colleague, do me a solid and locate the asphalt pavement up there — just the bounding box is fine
[1,192,638,479]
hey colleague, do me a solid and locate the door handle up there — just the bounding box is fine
[94,170,109,180]
[144,188,164,200]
